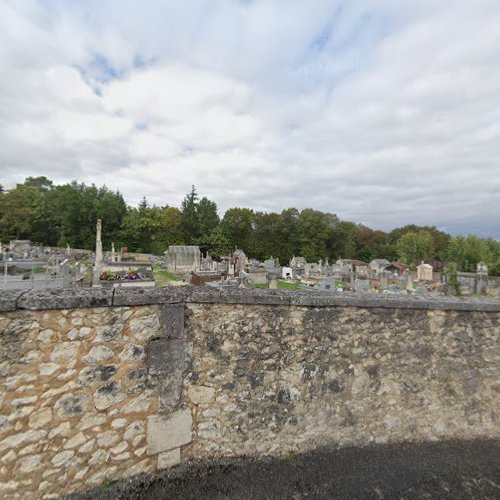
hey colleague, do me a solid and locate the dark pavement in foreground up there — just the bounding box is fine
[68,440,500,499]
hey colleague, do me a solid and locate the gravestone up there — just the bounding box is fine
[404,271,414,292]
[264,258,275,270]
[379,271,388,290]
[354,278,370,292]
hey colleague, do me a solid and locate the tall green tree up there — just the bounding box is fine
[354,225,389,262]
[298,209,338,262]
[389,224,450,260]
[328,220,357,260]
[180,186,200,243]
[220,207,255,251]
[197,196,220,237]
[54,182,127,249]
[252,211,282,261]
[396,230,434,266]
[275,208,301,264]
[206,225,232,258]
[0,177,60,245]
[447,235,494,273]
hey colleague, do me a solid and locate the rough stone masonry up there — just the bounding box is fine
[0,287,499,498]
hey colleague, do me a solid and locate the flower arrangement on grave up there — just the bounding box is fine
[100,270,119,281]
[100,268,147,281]
[123,269,141,280]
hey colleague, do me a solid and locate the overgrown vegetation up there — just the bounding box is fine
[1,177,499,275]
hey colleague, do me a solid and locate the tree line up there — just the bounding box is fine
[1,177,499,275]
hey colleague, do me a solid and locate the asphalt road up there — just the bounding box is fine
[68,439,500,499]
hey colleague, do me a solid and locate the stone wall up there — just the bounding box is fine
[487,276,500,298]
[0,305,163,499]
[1,288,499,498]
[183,304,500,459]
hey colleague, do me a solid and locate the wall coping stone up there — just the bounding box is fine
[1,286,500,313]
[0,289,27,312]
[15,287,114,310]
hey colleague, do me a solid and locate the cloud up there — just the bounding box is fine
[0,0,499,238]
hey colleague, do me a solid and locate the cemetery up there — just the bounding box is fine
[1,220,500,298]
[1,219,500,499]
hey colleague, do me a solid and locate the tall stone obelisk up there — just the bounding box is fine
[93,219,103,286]
[95,219,103,265]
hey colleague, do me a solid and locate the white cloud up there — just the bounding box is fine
[0,0,499,238]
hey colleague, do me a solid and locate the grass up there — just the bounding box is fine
[278,280,300,290]
[252,280,301,290]
[153,269,183,286]
[469,292,499,299]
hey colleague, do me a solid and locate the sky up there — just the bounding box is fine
[1,0,499,238]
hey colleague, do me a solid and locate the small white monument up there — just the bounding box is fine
[417,261,433,281]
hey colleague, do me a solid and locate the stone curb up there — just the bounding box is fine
[1,286,499,313]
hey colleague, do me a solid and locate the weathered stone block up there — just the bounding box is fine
[148,339,192,376]
[124,421,145,441]
[82,345,113,364]
[49,422,70,439]
[157,448,181,469]
[97,430,120,448]
[95,323,123,342]
[130,314,161,342]
[159,377,183,412]
[187,385,216,405]
[93,381,126,410]
[28,408,52,429]
[55,394,88,417]
[148,338,193,411]
[78,438,95,454]
[0,430,46,453]
[17,454,42,473]
[111,418,127,429]
[119,343,145,361]
[147,409,192,455]
[160,305,185,338]
[39,363,60,376]
[51,450,74,467]
[17,288,113,310]
[112,287,193,306]
[0,290,24,312]
[64,432,87,450]
[79,365,118,386]
[123,393,153,413]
